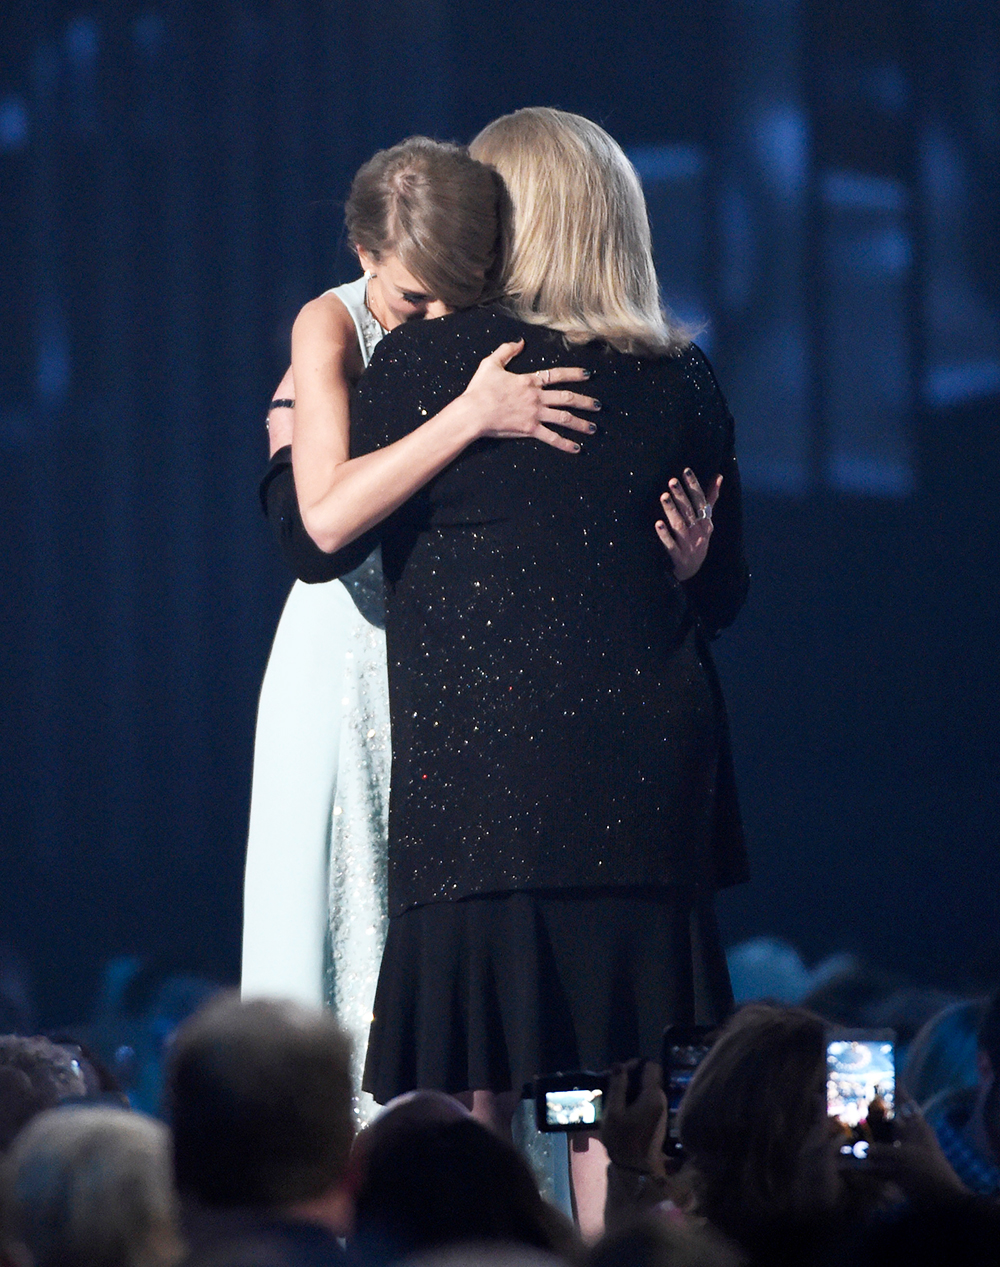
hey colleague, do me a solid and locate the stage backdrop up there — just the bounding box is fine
[1,0,998,1025]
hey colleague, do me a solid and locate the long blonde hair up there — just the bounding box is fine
[470,108,687,355]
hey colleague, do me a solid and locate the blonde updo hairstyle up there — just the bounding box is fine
[470,107,687,355]
[345,137,504,311]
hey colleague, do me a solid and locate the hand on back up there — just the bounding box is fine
[656,469,723,582]
[462,339,600,454]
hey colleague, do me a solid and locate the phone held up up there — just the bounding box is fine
[826,1027,896,1165]
[661,1024,718,1158]
[532,1023,719,1148]
[532,1071,609,1132]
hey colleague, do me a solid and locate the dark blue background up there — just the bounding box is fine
[2,0,998,1025]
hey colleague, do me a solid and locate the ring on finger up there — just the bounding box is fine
[697,504,712,520]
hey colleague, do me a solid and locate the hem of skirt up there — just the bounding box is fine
[360,1076,526,1101]
[387,877,730,917]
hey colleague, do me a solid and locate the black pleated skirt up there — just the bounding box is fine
[362,886,733,1104]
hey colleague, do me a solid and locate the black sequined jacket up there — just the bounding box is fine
[262,305,750,914]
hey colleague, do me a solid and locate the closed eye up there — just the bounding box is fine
[401,292,428,305]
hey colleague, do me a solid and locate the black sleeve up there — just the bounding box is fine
[259,447,378,583]
[680,352,751,638]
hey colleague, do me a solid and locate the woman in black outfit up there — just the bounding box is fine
[267,109,749,1203]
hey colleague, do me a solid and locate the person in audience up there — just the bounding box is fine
[45,1036,130,1106]
[726,936,815,1005]
[166,995,354,1267]
[928,989,1000,1197]
[675,1004,842,1248]
[902,998,985,1107]
[675,1003,973,1256]
[352,1088,471,1161]
[352,1095,578,1264]
[0,1036,87,1152]
[0,1105,181,1267]
[588,1213,740,1267]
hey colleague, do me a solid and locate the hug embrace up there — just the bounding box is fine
[243,109,749,1157]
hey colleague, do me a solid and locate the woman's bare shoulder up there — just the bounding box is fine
[296,289,357,337]
[292,289,365,377]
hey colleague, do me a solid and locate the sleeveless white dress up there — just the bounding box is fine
[242,276,388,1123]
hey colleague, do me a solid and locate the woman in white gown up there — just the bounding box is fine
[241,138,599,1120]
[243,272,392,1121]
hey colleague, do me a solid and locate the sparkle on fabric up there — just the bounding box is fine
[348,306,749,920]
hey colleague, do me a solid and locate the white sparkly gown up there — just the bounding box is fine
[242,276,388,1123]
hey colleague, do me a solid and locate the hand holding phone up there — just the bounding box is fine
[533,1022,720,1149]
[862,1091,967,1199]
[600,1059,669,1176]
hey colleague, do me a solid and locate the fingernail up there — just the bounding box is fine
[588,423,597,434]
[581,369,591,378]
[573,443,581,452]
[592,401,601,411]
[670,480,680,489]
[684,468,694,478]
[656,521,665,530]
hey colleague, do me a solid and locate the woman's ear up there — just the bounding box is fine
[356,247,377,277]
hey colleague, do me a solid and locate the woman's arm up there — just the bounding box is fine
[290,296,600,554]
[260,449,377,583]
[266,366,295,457]
[260,365,360,583]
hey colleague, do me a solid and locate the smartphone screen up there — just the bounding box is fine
[533,1074,606,1131]
[826,1028,895,1160]
[544,1086,603,1128]
[662,1025,718,1154]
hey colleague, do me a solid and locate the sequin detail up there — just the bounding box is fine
[324,591,390,1126]
[349,306,750,919]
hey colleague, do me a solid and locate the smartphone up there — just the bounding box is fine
[826,1028,896,1163]
[661,1024,718,1157]
[533,1072,607,1132]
